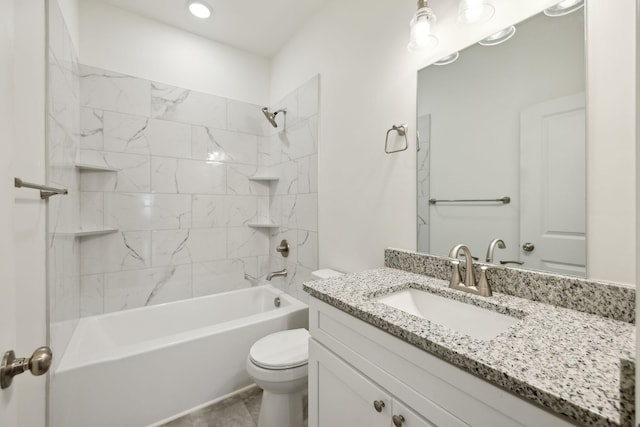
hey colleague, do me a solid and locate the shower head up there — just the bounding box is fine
[261,107,286,128]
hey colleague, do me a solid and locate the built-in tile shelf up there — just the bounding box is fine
[75,162,119,172]
[248,222,280,229]
[56,228,119,237]
[248,176,279,182]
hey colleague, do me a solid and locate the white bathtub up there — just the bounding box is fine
[52,285,308,427]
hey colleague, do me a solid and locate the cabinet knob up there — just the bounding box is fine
[392,414,405,426]
[373,400,385,412]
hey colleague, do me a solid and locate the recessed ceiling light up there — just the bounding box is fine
[434,52,460,66]
[187,1,211,19]
[478,26,516,46]
[544,0,584,17]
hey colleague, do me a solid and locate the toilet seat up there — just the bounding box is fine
[249,328,310,370]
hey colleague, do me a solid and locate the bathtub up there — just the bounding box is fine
[52,285,308,427]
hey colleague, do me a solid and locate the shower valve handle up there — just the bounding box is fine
[276,239,290,258]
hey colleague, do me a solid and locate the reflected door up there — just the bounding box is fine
[520,93,586,276]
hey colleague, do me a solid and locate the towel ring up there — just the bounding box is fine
[385,124,408,154]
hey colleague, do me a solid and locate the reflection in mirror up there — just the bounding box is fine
[417,8,585,276]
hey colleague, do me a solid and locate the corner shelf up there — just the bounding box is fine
[248,176,279,182]
[248,223,280,229]
[56,228,119,237]
[75,162,119,172]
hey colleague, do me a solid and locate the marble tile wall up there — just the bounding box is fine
[78,67,319,314]
[263,77,320,303]
[47,0,82,365]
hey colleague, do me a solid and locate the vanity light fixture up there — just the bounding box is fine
[544,0,584,17]
[478,25,516,46]
[187,0,211,19]
[434,52,460,66]
[457,0,495,24]
[408,0,438,52]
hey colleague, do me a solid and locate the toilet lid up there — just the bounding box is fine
[249,328,310,369]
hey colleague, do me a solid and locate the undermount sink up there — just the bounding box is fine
[375,288,520,340]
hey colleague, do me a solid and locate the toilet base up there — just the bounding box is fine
[257,389,304,427]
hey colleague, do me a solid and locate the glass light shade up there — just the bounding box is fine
[544,0,584,17]
[188,1,211,19]
[434,52,460,66]
[458,0,495,24]
[408,8,438,52]
[478,26,516,46]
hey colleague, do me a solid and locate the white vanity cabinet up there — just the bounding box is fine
[312,340,436,427]
[307,297,576,427]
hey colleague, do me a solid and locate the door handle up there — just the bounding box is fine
[1,346,52,389]
[522,243,535,252]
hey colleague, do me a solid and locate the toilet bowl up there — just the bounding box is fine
[247,269,343,427]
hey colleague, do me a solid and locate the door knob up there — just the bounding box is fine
[1,346,52,389]
[522,243,535,252]
[373,400,385,412]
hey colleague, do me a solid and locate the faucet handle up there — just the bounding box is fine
[476,266,493,297]
[449,259,463,288]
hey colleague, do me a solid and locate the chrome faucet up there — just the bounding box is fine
[485,239,506,263]
[448,244,492,297]
[266,269,287,281]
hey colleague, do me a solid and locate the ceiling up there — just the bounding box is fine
[99,0,330,58]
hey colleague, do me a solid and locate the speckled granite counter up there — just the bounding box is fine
[303,268,635,427]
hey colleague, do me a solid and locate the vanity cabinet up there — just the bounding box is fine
[308,297,576,427]
[313,339,436,427]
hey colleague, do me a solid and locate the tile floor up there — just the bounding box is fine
[160,386,308,427]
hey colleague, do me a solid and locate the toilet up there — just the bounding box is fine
[246,269,343,427]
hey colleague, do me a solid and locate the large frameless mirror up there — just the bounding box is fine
[417,6,586,276]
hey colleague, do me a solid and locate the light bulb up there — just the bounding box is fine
[458,0,495,24]
[188,1,211,19]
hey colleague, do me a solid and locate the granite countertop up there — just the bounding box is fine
[303,268,636,427]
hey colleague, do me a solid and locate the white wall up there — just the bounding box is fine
[56,0,79,48]
[586,0,637,284]
[79,0,270,106]
[271,0,637,283]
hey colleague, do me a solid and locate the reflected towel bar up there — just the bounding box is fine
[14,177,68,199]
[429,196,510,205]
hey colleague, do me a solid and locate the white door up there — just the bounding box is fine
[0,1,18,424]
[520,93,586,276]
[1,1,48,426]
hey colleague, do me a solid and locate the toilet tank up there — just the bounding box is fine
[311,269,343,280]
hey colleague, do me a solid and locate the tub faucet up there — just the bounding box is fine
[448,244,492,297]
[485,239,506,263]
[266,269,287,281]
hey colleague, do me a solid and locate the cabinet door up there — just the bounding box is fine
[311,339,390,427]
[392,400,436,427]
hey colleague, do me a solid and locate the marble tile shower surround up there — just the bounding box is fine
[77,65,319,314]
[385,248,635,323]
[263,76,319,304]
[47,0,82,367]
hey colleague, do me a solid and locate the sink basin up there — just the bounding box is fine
[375,288,520,340]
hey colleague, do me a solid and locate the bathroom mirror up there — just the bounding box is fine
[417,8,586,276]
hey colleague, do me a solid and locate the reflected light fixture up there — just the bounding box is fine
[478,26,516,46]
[434,52,460,66]
[458,0,495,24]
[408,0,438,53]
[187,0,211,19]
[544,0,584,17]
